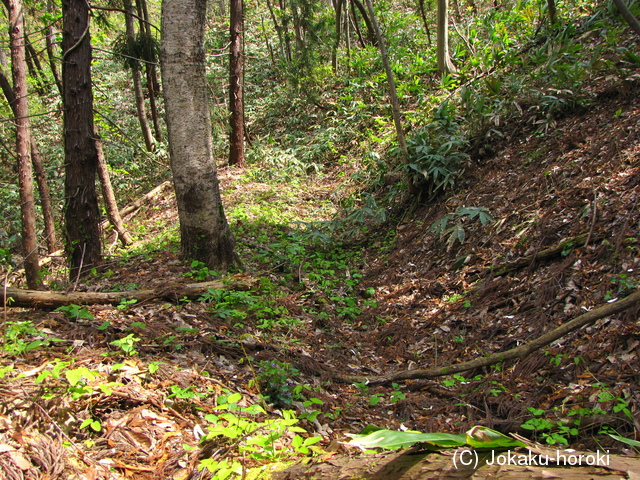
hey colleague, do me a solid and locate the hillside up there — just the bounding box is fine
[3,19,640,480]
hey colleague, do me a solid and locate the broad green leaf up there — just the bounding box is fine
[345,429,466,450]
[609,434,640,448]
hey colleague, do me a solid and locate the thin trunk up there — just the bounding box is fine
[611,0,640,36]
[278,0,293,61]
[351,0,377,45]
[437,0,457,75]
[267,0,284,61]
[45,25,63,97]
[62,0,102,281]
[261,16,277,68]
[124,0,155,152]
[417,0,432,45]
[9,0,42,289]
[30,141,57,254]
[350,0,366,48]
[547,0,557,26]
[229,0,245,166]
[94,128,133,246]
[135,0,163,141]
[364,0,416,195]
[332,0,344,73]
[0,67,57,254]
[25,40,47,95]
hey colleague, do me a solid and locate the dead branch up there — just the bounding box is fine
[330,288,640,385]
[3,275,258,309]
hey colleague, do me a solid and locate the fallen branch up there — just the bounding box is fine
[100,180,173,230]
[3,275,258,309]
[331,289,640,385]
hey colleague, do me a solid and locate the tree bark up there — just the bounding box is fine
[9,0,42,289]
[161,0,241,271]
[611,0,640,36]
[229,0,245,166]
[437,0,457,75]
[95,128,133,247]
[45,25,63,97]
[62,0,102,281]
[331,0,344,73]
[4,276,258,309]
[124,0,155,152]
[135,0,163,142]
[417,0,433,45]
[0,67,58,255]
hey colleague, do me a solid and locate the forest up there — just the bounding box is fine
[1,0,640,477]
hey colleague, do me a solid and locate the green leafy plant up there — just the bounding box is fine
[110,334,140,356]
[430,206,494,249]
[198,391,321,478]
[404,101,469,196]
[2,321,60,355]
[55,304,95,322]
[255,360,300,407]
[184,260,218,281]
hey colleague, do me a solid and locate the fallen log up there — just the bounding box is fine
[3,275,258,309]
[330,288,640,385]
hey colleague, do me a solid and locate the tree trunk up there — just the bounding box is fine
[62,0,102,281]
[161,0,241,271]
[5,275,258,308]
[135,0,163,141]
[9,0,42,289]
[0,67,58,255]
[350,0,377,45]
[417,0,433,45]
[45,25,63,97]
[124,0,155,152]
[611,0,640,36]
[94,127,133,247]
[437,0,457,75]
[364,0,416,195]
[331,0,344,73]
[229,0,245,166]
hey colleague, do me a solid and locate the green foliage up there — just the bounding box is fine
[109,334,140,356]
[255,360,300,407]
[1,321,59,355]
[430,206,494,249]
[404,101,469,195]
[184,260,219,281]
[55,304,95,322]
[199,391,320,479]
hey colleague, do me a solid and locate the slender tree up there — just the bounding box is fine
[123,0,155,152]
[364,0,416,194]
[0,66,57,255]
[611,0,640,36]
[8,0,42,288]
[161,0,240,271]
[437,0,456,75]
[229,0,245,166]
[62,0,102,281]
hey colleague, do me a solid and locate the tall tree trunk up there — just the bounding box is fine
[62,0,102,281]
[332,0,344,73]
[46,25,64,98]
[229,0,245,166]
[437,0,457,75]
[9,0,42,289]
[135,0,163,141]
[364,0,416,195]
[266,0,287,61]
[95,127,133,247]
[161,0,241,271]
[546,0,557,26]
[124,0,155,152]
[0,67,58,255]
